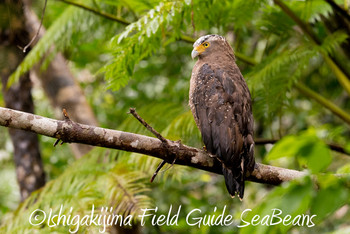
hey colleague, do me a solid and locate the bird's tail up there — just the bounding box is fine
[222,166,245,200]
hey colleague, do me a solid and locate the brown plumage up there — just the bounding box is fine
[189,34,255,199]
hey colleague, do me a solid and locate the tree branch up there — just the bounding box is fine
[295,82,350,125]
[273,0,350,96]
[255,138,349,156]
[0,106,307,185]
[58,0,130,25]
[325,0,350,22]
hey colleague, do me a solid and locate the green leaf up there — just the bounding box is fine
[311,175,349,220]
[266,135,300,160]
[240,177,313,234]
[102,1,187,90]
[266,129,332,173]
[298,140,332,173]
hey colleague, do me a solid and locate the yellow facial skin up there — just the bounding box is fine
[191,42,210,59]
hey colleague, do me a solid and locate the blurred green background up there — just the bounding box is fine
[0,0,350,233]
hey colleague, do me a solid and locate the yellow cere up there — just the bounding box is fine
[194,42,210,54]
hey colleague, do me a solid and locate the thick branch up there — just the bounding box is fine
[0,107,306,185]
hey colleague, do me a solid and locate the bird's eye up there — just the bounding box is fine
[203,42,210,47]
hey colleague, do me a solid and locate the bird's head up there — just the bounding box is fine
[191,34,229,59]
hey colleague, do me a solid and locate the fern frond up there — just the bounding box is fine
[291,0,333,23]
[0,148,151,233]
[105,164,151,216]
[257,5,295,37]
[102,1,190,90]
[247,45,317,123]
[316,30,349,56]
[9,1,125,86]
[162,110,201,146]
[228,0,266,27]
[9,6,79,85]
[248,46,315,87]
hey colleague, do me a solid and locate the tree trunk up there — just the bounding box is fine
[0,0,45,201]
[23,2,98,158]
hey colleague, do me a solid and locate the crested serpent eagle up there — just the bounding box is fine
[189,34,255,199]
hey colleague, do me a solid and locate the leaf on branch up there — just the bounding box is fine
[266,128,332,173]
[101,1,190,90]
[247,46,316,123]
[316,30,349,57]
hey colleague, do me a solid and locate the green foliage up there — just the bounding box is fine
[316,30,349,56]
[239,176,314,234]
[102,1,190,90]
[9,6,78,85]
[0,148,151,233]
[162,110,201,146]
[9,1,123,85]
[266,128,332,173]
[291,0,333,23]
[239,174,350,234]
[311,174,349,220]
[257,6,295,38]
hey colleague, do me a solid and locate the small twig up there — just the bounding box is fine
[128,108,167,143]
[150,160,166,182]
[128,108,174,182]
[62,108,70,120]
[53,109,71,147]
[150,153,178,182]
[20,0,48,52]
[58,0,130,25]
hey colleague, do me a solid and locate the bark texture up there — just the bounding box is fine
[0,0,45,201]
[0,107,308,185]
[23,3,98,158]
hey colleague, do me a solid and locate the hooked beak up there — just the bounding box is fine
[191,44,206,59]
[191,48,199,59]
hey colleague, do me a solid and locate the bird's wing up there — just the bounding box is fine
[192,63,254,198]
[193,63,253,164]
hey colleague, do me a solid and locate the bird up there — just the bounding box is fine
[189,34,255,199]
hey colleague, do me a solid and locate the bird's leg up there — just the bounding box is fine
[202,146,218,159]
